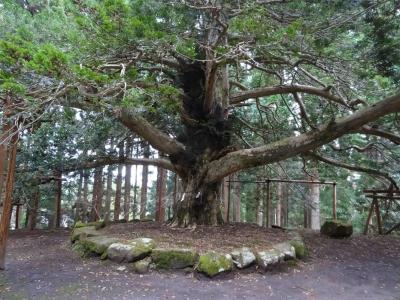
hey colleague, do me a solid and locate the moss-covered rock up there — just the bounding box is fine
[107,238,156,263]
[321,220,353,238]
[131,257,152,274]
[72,241,89,258]
[197,251,233,277]
[290,240,306,259]
[74,220,106,230]
[288,230,307,259]
[273,242,296,260]
[230,247,256,269]
[79,236,120,255]
[256,249,283,270]
[151,248,198,269]
[70,226,99,243]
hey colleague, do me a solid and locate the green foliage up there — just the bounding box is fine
[27,44,68,77]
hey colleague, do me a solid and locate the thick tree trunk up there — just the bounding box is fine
[172,175,223,227]
[0,117,18,270]
[27,187,40,230]
[140,144,150,220]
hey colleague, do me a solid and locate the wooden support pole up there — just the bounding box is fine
[332,182,337,220]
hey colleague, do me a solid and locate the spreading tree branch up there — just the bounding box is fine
[206,93,400,182]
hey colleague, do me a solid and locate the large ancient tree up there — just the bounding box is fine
[1,0,400,228]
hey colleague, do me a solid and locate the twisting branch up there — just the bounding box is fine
[306,152,398,189]
[357,126,400,145]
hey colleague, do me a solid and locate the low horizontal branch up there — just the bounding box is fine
[229,84,348,106]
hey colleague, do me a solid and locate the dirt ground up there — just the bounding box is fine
[0,228,399,300]
[101,222,291,253]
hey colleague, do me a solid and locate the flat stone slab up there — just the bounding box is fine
[256,248,283,270]
[231,247,256,269]
[107,238,156,263]
[151,248,198,269]
[197,251,233,277]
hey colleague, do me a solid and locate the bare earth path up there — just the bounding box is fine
[0,229,399,300]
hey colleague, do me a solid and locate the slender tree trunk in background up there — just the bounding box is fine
[0,110,18,269]
[232,174,241,222]
[276,182,283,227]
[114,142,124,221]
[222,177,229,222]
[82,170,89,222]
[27,187,40,230]
[309,168,321,230]
[155,166,166,222]
[124,139,132,222]
[132,143,139,219]
[75,170,83,222]
[140,144,149,220]
[255,184,262,226]
[91,167,103,221]
[280,183,289,227]
[172,174,177,207]
[14,205,20,229]
[132,164,138,219]
[52,171,62,228]
[104,138,114,222]
[104,165,113,222]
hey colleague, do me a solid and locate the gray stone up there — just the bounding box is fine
[197,251,233,277]
[256,249,283,270]
[107,238,156,263]
[273,242,296,260]
[230,247,256,269]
